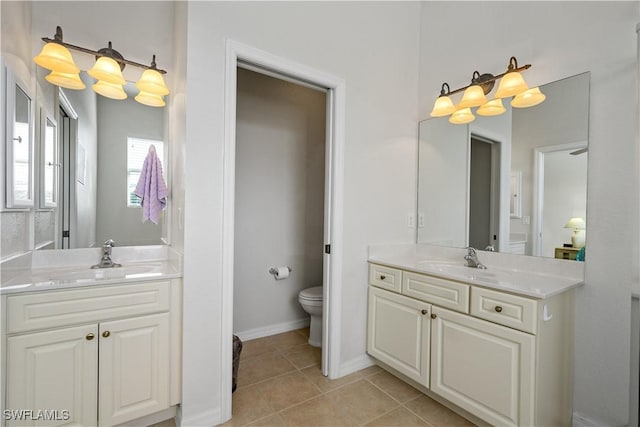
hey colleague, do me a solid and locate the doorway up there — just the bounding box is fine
[468,136,500,250]
[221,40,345,422]
[58,92,78,249]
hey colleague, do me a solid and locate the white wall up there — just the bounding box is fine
[234,68,325,336]
[419,2,638,424]
[182,2,420,424]
[95,94,165,246]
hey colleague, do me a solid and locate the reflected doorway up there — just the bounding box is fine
[469,136,500,251]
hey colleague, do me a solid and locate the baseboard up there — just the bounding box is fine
[235,318,310,341]
[178,407,220,427]
[572,412,603,427]
[338,353,375,377]
[115,406,177,426]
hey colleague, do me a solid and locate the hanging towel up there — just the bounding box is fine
[134,144,168,224]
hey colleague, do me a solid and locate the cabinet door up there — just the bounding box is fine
[431,306,535,427]
[367,287,431,385]
[98,313,170,427]
[7,325,98,427]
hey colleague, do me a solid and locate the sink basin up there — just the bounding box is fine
[416,260,496,279]
[29,263,165,286]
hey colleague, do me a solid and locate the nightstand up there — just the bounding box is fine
[555,247,580,260]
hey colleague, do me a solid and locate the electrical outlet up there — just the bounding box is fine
[408,213,415,228]
[418,213,425,228]
[522,216,530,225]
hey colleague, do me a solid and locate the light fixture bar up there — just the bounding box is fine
[41,26,167,74]
[439,57,531,97]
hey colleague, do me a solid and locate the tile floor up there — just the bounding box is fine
[152,328,475,427]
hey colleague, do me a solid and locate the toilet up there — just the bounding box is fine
[298,286,323,347]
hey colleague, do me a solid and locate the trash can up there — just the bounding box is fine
[232,335,243,392]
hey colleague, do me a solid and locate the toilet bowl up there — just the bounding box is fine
[298,286,323,347]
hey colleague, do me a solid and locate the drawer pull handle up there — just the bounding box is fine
[102,331,111,338]
[86,333,95,341]
[430,313,437,319]
[380,275,386,281]
[421,309,428,315]
[494,306,503,313]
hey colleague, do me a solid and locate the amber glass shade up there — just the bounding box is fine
[459,85,488,108]
[88,56,126,85]
[136,69,169,96]
[45,70,86,90]
[135,91,166,107]
[511,87,546,108]
[92,80,127,100]
[495,71,529,98]
[477,98,506,116]
[430,96,456,117]
[449,108,475,124]
[34,42,80,74]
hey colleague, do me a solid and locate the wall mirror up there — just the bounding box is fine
[417,72,590,260]
[5,65,35,208]
[35,68,168,250]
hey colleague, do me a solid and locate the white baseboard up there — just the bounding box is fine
[234,318,310,342]
[573,412,604,427]
[338,354,375,378]
[178,407,220,427]
[116,406,177,426]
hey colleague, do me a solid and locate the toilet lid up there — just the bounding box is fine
[299,286,323,300]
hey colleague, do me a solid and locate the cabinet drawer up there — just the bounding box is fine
[7,281,171,334]
[402,271,469,313]
[470,287,538,334]
[369,264,402,293]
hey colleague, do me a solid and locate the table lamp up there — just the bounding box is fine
[564,217,586,248]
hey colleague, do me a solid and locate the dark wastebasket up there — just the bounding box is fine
[232,335,243,392]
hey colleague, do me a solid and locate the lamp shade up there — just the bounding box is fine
[92,80,127,100]
[459,85,488,108]
[495,71,528,98]
[45,70,86,90]
[430,96,456,117]
[34,42,80,74]
[511,87,546,108]
[477,98,506,116]
[136,69,169,96]
[449,108,475,124]
[88,56,126,85]
[564,217,586,230]
[135,91,166,107]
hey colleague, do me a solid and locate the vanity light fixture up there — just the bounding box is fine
[430,56,544,123]
[33,26,169,107]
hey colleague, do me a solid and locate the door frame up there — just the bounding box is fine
[221,39,345,421]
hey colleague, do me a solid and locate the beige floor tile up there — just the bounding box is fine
[240,336,277,361]
[148,419,176,427]
[324,379,399,425]
[358,364,383,377]
[365,407,430,427]
[404,395,475,427]
[300,365,362,393]
[282,344,321,369]
[237,352,296,387]
[227,383,277,426]
[254,371,321,412]
[246,413,286,426]
[367,371,422,403]
[279,395,353,427]
[295,327,310,340]
[266,330,308,351]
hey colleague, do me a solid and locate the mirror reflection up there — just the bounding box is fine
[417,72,590,259]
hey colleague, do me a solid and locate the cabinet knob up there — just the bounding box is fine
[494,306,503,313]
[102,331,111,338]
[380,275,386,281]
[430,313,437,319]
[421,309,428,315]
[86,333,95,341]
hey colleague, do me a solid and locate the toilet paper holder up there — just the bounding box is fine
[269,266,292,276]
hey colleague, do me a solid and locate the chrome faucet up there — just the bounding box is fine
[91,239,122,269]
[464,247,487,269]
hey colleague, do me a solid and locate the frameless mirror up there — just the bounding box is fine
[417,72,590,259]
[5,66,34,208]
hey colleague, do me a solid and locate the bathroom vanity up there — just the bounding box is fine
[367,246,583,427]
[0,252,182,427]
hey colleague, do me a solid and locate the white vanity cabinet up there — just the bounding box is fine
[4,279,182,427]
[367,263,574,427]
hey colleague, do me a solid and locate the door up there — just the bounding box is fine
[430,306,535,426]
[469,136,499,250]
[98,313,170,427]
[7,325,98,427]
[367,287,431,385]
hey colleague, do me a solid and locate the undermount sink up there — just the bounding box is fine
[416,260,496,279]
[30,263,165,286]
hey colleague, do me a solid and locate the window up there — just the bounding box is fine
[127,137,164,207]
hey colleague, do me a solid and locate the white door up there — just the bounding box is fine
[367,287,431,385]
[98,313,170,427]
[7,325,98,427]
[430,306,535,426]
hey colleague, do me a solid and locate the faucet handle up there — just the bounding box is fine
[103,239,115,247]
[465,246,477,255]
